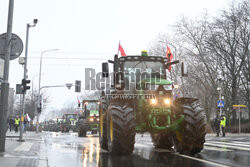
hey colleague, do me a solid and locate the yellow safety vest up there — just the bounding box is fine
[220,116,226,127]
[15,118,20,125]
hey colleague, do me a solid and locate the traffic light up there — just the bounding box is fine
[21,79,31,93]
[75,80,81,92]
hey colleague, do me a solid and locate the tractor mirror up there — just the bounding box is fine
[108,60,114,64]
[102,63,109,78]
[181,62,188,77]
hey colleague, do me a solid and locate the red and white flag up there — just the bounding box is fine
[77,96,80,107]
[166,46,173,72]
[118,43,126,57]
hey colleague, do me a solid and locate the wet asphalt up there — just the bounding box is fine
[43,132,250,167]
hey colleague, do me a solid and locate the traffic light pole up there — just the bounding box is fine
[19,23,30,142]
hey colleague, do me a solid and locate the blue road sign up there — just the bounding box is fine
[217,100,224,107]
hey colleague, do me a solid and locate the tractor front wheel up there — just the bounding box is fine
[107,103,135,155]
[173,101,206,155]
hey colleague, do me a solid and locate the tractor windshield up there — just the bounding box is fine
[86,102,99,116]
[122,60,166,91]
[124,61,165,74]
[66,114,77,120]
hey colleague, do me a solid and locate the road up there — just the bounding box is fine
[43,132,250,167]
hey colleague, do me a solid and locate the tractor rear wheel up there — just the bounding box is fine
[78,126,86,137]
[99,102,108,150]
[173,101,206,155]
[151,133,173,150]
[107,103,135,155]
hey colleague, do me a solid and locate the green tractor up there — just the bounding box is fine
[77,100,100,137]
[61,113,77,133]
[99,52,206,155]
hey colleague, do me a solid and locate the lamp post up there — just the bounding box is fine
[19,19,38,142]
[36,49,58,133]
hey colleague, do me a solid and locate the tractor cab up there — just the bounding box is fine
[82,100,100,122]
[102,51,179,94]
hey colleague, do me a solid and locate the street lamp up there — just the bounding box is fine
[36,49,58,133]
[19,19,38,142]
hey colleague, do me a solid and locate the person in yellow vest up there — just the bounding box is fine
[220,114,226,137]
[14,116,20,133]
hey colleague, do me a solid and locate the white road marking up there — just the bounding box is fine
[175,153,231,167]
[207,141,250,148]
[134,143,153,148]
[14,142,33,152]
[231,141,250,145]
[204,143,249,151]
[203,146,233,152]
[135,142,231,166]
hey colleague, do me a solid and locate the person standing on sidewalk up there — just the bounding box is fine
[214,114,221,137]
[24,114,27,133]
[9,117,15,132]
[14,116,20,133]
[220,114,226,137]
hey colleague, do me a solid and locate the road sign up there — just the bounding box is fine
[233,105,247,112]
[66,83,73,90]
[0,33,23,60]
[217,100,224,107]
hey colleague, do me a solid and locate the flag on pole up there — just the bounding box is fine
[26,113,31,122]
[77,96,81,107]
[166,46,173,72]
[118,43,126,57]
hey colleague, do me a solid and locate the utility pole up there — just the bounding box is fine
[0,0,14,152]
[19,19,37,142]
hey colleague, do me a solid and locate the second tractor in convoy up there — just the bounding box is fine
[77,100,100,137]
[61,113,77,133]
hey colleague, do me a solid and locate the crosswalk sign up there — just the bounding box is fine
[217,100,224,107]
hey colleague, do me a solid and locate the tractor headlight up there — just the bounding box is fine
[163,85,172,91]
[164,98,171,105]
[151,99,157,105]
[97,118,99,121]
[89,118,94,122]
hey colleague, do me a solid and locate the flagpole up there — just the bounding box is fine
[117,40,120,56]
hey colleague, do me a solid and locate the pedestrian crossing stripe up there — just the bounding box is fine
[231,141,250,146]
[208,141,250,148]
[205,142,250,151]
[14,142,33,152]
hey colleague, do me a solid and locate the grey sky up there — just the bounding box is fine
[0,0,231,114]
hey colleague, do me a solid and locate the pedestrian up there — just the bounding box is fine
[24,114,28,133]
[9,117,14,132]
[14,116,20,133]
[214,114,221,137]
[220,114,226,137]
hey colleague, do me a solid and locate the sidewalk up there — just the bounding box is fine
[0,131,47,167]
[206,133,250,137]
